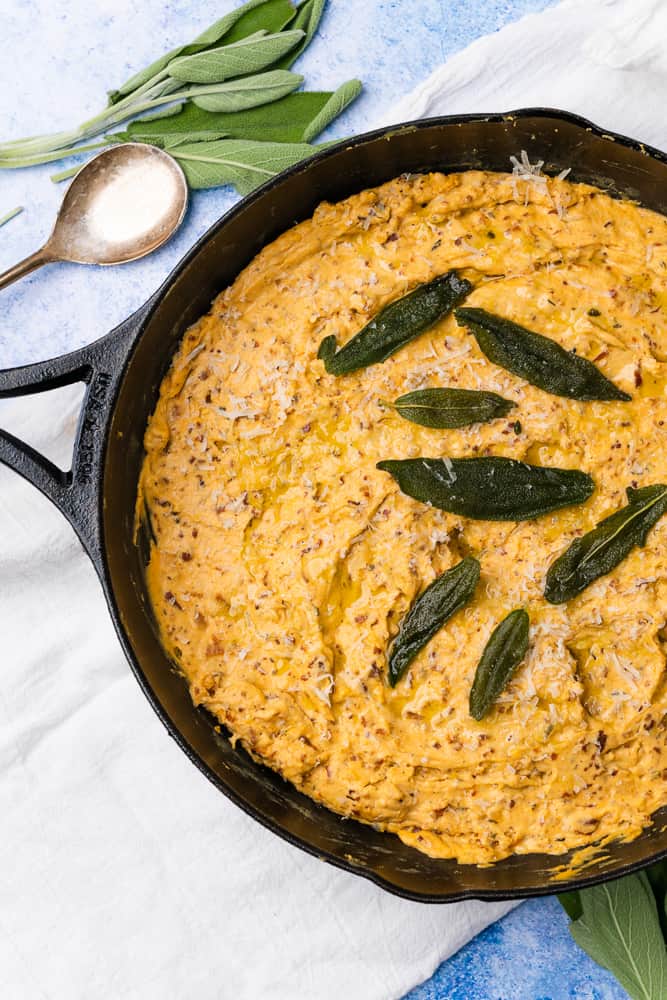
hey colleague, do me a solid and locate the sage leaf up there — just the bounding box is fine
[116,92,335,145]
[565,873,667,1000]
[384,387,515,429]
[388,557,480,686]
[130,103,187,123]
[223,0,297,43]
[302,79,362,142]
[318,271,472,376]
[172,138,315,192]
[159,134,231,151]
[558,891,583,921]
[376,457,594,521]
[168,30,305,84]
[469,609,529,720]
[455,307,631,402]
[191,70,303,112]
[275,0,326,68]
[109,0,272,103]
[545,483,667,603]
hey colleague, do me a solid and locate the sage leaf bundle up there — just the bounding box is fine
[0,0,362,195]
[455,307,631,402]
[113,87,359,147]
[388,557,480,686]
[545,483,667,603]
[318,272,472,375]
[376,457,594,521]
[383,387,515,429]
[469,609,529,721]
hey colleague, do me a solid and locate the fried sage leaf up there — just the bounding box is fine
[545,484,667,603]
[469,609,529,720]
[385,387,515,429]
[388,557,480,686]
[318,271,472,376]
[376,457,594,521]
[455,307,631,402]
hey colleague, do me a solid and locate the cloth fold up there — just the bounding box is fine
[381,0,667,153]
[2,0,666,997]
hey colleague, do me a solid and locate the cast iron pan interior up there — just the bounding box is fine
[58,110,667,900]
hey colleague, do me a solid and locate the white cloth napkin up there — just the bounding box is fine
[2,1,666,997]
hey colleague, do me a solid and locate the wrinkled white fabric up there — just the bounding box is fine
[381,0,667,153]
[0,389,514,999]
[2,1,665,997]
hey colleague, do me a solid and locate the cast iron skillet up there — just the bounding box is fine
[2,108,667,903]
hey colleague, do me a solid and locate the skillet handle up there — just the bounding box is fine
[0,298,154,564]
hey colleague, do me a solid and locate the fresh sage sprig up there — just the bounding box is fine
[48,82,361,185]
[455,306,631,402]
[376,457,594,521]
[559,868,667,1000]
[112,90,356,146]
[1,0,300,165]
[545,484,667,603]
[469,609,529,720]
[381,387,515,429]
[107,0,287,102]
[388,557,480,686]
[318,272,472,376]
[0,0,361,195]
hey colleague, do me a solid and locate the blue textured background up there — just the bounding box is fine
[0,2,628,998]
[407,898,625,1000]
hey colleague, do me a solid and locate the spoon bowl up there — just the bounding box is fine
[0,143,188,288]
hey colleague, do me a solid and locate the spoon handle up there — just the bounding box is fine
[0,246,58,291]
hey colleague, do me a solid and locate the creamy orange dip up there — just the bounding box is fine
[138,169,667,864]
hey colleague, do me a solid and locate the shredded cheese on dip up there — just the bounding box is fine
[138,170,667,865]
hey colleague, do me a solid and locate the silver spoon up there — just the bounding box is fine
[0,143,188,291]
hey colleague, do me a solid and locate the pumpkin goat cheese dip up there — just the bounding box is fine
[138,168,667,865]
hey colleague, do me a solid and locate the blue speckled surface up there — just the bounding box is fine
[0,2,629,998]
[407,898,626,1000]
